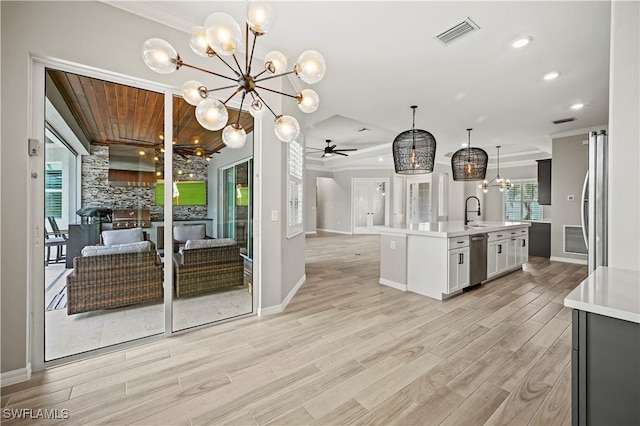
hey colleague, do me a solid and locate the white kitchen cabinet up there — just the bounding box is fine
[487,241,498,278]
[506,238,518,269]
[496,240,507,274]
[448,247,470,293]
[516,235,529,265]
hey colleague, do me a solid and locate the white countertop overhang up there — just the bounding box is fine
[377,221,530,238]
[564,266,640,324]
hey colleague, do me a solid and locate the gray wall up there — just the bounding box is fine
[304,169,332,233]
[608,1,640,271]
[551,134,589,261]
[1,1,299,374]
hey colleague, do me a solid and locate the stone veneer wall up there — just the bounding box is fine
[81,145,210,221]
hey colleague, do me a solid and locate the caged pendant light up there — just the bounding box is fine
[392,105,436,174]
[451,128,488,181]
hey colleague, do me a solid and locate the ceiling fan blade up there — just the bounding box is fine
[334,151,349,157]
[330,144,337,150]
[334,148,358,152]
[305,147,324,151]
[321,153,326,158]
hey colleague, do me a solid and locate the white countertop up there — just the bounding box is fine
[377,221,530,238]
[564,267,640,324]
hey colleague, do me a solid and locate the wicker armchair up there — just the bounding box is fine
[173,239,244,297]
[66,242,163,315]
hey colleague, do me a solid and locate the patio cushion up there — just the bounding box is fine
[101,227,144,246]
[184,238,235,250]
[174,224,206,243]
[81,241,152,257]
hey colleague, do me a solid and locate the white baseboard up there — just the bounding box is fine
[305,231,317,235]
[379,278,407,292]
[550,256,588,265]
[316,228,352,235]
[1,363,31,386]
[258,274,306,317]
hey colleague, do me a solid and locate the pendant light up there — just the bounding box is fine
[480,145,512,192]
[451,128,488,181]
[392,105,436,174]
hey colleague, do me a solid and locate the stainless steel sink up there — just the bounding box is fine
[465,224,488,229]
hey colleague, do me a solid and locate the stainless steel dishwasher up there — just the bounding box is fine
[469,234,488,286]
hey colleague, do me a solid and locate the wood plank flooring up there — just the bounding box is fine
[1,232,587,425]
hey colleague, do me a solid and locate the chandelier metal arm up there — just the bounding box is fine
[254,70,296,83]
[232,54,244,76]
[254,85,298,100]
[180,62,237,82]
[223,87,243,105]
[253,90,278,118]
[237,92,247,126]
[248,35,258,75]
[215,55,241,77]
[205,84,240,93]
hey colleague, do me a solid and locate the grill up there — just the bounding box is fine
[112,209,151,229]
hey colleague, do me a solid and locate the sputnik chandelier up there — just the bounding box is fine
[480,146,512,192]
[142,1,326,148]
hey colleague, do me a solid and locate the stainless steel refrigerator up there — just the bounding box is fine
[581,130,608,274]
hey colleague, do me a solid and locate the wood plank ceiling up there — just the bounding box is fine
[47,69,254,157]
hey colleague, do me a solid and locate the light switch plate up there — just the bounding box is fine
[271,210,279,221]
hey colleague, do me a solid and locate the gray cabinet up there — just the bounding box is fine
[537,159,552,205]
[529,222,551,257]
[571,310,640,425]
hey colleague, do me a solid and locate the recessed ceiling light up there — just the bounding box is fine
[544,71,560,80]
[571,103,584,110]
[357,127,370,133]
[512,36,532,48]
[378,157,384,162]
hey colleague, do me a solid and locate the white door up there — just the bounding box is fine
[353,178,390,234]
[487,241,498,278]
[448,250,460,293]
[406,176,432,225]
[496,241,507,273]
[458,247,470,289]
[507,238,518,269]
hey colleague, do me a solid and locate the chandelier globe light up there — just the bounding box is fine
[451,128,488,181]
[142,0,326,148]
[480,146,512,192]
[392,105,437,175]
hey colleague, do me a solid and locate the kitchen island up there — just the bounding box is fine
[378,221,530,300]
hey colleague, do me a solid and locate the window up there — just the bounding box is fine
[45,163,63,218]
[504,180,542,221]
[287,138,304,237]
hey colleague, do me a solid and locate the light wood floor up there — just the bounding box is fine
[1,232,587,425]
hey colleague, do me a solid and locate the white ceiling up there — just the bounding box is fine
[106,1,611,170]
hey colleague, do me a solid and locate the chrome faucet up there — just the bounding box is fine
[465,196,481,225]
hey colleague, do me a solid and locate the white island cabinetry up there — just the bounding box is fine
[380,221,530,300]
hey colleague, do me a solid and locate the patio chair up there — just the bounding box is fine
[45,216,68,265]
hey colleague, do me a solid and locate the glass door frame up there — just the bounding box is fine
[405,175,432,225]
[29,57,260,371]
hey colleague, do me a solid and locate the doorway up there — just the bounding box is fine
[352,178,390,234]
[406,176,432,224]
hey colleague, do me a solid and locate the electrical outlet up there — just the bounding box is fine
[390,241,396,249]
[567,195,575,201]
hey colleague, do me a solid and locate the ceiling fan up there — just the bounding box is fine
[307,140,358,158]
